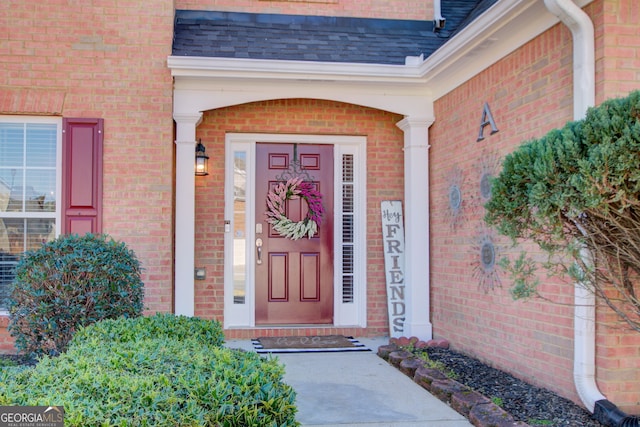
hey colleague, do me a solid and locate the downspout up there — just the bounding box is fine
[433,0,445,31]
[544,1,639,425]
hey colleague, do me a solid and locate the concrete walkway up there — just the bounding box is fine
[226,337,472,427]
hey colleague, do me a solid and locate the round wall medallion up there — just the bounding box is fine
[449,184,462,212]
[480,241,495,270]
[445,166,465,230]
[480,173,492,200]
[472,232,501,292]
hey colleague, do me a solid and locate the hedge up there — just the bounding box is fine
[0,315,299,427]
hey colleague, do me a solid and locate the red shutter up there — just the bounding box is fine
[61,118,103,235]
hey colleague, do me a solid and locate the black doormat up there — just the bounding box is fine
[252,335,370,354]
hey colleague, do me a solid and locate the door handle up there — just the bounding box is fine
[256,238,263,265]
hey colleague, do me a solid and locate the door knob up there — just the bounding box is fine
[256,238,263,265]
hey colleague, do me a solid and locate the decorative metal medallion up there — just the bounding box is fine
[471,229,502,292]
[477,151,502,203]
[479,172,492,200]
[449,184,462,213]
[445,165,466,230]
[480,239,495,270]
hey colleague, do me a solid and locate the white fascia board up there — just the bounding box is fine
[422,0,594,100]
[168,55,427,84]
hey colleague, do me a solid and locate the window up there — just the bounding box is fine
[0,118,59,311]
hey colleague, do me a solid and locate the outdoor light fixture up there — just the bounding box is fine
[195,139,209,176]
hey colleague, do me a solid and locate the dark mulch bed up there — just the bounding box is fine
[423,347,606,427]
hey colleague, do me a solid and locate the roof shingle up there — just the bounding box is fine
[172,1,497,65]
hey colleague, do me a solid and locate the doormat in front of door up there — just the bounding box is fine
[252,335,370,354]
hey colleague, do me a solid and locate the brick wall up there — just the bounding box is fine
[1,0,176,351]
[176,0,432,20]
[596,0,640,101]
[193,99,404,339]
[591,0,640,413]
[430,0,639,412]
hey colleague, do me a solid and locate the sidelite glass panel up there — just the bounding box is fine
[342,154,355,303]
[342,185,353,212]
[342,215,353,242]
[233,151,247,304]
[342,245,354,274]
[0,121,57,311]
[342,154,354,182]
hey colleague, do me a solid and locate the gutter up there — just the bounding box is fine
[543,1,639,425]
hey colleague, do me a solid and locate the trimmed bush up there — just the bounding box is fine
[0,315,299,427]
[71,313,225,348]
[485,90,640,331]
[8,233,144,357]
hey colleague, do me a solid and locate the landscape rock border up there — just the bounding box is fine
[378,337,530,427]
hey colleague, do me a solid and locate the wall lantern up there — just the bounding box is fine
[195,139,209,176]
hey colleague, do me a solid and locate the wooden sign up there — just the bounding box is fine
[381,200,405,337]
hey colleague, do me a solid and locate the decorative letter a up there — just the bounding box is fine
[477,102,499,141]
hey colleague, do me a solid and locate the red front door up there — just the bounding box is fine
[255,143,334,325]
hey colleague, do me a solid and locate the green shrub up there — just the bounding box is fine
[0,315,299,427]
[8,233,144,357]
[71,313,225,348]
[485,90,640,332]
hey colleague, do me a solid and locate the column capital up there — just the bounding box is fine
[173,112,203,126]
[396,116,435,132]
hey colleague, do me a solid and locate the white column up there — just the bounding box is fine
[396,116,434,340]
[174,112,203,316]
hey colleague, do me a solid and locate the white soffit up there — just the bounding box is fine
[422,0,593,100]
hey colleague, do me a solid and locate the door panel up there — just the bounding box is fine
[269,253,288,301]
[256,143,333,324]
[301,253,320,301]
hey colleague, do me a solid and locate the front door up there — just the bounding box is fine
[255,143,334,324]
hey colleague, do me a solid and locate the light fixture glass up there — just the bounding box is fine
[195,139,209,176]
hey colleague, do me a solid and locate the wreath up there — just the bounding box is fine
[265,177,324,240]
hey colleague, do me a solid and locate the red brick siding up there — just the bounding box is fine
[1,0,176,350]
[597,0,640,100]
[193,99,404,339]
[577,0,639,413]
[176,0,432,20]
[430,0,639,412]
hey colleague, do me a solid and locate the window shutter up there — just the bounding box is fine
[61,118,103,235]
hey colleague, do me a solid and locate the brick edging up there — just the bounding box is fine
[378,340,530,427]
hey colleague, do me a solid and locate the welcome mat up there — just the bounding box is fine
[252,335,370,354]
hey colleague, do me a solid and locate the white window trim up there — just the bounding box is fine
[223,133,367,329]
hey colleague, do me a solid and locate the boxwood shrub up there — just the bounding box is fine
[0,315,299,427]
[71,313,225,348]
[8,233,145,357]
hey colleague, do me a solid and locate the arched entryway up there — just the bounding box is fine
[171,70,434,338]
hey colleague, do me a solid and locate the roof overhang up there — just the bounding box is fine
[168,0,593,116]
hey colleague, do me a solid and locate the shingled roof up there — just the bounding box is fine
[172,0,498,65]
